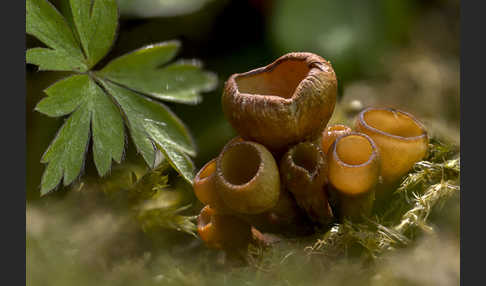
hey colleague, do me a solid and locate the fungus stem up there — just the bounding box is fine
[280,142,334,225]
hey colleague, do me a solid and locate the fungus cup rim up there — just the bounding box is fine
[216,141,264,191]
[227,52,331,103]
[332,132,379,169]
[287,142,322,179]
[197,205,213,230]
[358,107,428,142]
[326,124,352,132]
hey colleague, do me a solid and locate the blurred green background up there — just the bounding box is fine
[26,0,460,285]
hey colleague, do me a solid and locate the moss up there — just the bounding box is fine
[27,138,459,286]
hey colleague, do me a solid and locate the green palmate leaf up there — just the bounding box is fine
[35,74,90,117]
[100,41,180,72]
[40,103,91,194]
[103,60,217,104]
[39,75,125,194]
[99,79,196,169]
[89,81,125,176]
[98,42,217,104]
[28,1,216,194]
[26,48,85,72]
[69,0,118,68]
[26,0,87,72]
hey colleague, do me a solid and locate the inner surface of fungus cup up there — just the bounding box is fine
[222,52,337,152]
[235,59,310,99]
[215,141,280,214]
[355,107,428,184]
[292,143,319,173]
[336,136,373,166]
[220,143,260,186]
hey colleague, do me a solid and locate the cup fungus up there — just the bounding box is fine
[193,158,232,213]
[355,107,428,184]
[215,141,280,214]
[328,133,380,220]
[197,205,252,249]
[280,142,333,225]
[194,51,434,248]
[222,52,337,152]
[321,124,353,154]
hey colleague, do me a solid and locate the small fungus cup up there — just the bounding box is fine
[321,124,353,154]
[280,142,333,225]
[193,159,217,205]
[197,205,252,250]
[215,141,280,214]
[328,133,380,221]
[222,52,337,152]
[355,107,428,184]
[193,159,231,213]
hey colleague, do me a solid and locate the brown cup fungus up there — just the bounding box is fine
[222,52,337,152]
[328,133,380,221]
[197,205,252,250]
[195,51,432,246]
[215,141,280,214]
[280,142,333,225]
[321,124,353,154]
[194,138,309,234]
[193,159,232,213]
[355,107,428,184]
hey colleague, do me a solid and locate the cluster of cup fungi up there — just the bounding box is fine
[193,52,428,251]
